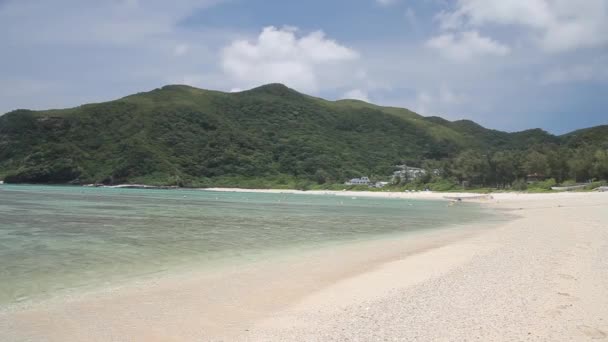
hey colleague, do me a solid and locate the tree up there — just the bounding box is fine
[452,150,490,187]
[524,150,549,176]
[568,149,593,182]
[591,149,608,180]
[491,151,518,188]
[422,159,448,179]
[546,148,569,183]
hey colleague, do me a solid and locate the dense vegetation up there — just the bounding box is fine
[393,145,608,192]
[0,84,606,190]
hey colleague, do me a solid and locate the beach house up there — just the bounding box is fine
[346,177,371,185]
[374,181,390,188]
[392,165,426,182]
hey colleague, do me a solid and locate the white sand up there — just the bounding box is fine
[1,191,607,341]
[205,187,492,201]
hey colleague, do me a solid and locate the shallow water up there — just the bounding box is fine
[0,185,500,306]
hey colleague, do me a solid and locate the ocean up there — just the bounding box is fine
[0,185,500,307]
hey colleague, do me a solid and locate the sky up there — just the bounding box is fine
[1,0,607,134]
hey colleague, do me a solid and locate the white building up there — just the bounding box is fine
[392,165,426,182]
[346,176,371,185]
[374,181,390,188]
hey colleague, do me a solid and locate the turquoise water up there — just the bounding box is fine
[0,185,500,307]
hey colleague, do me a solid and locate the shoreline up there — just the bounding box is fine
[5,182,606,199]
[1,214,503,340]
[0,212,495,314]
[203,186,595,203]
[249,192,608,341]
[1,192,607,340]
[204,187,493,201]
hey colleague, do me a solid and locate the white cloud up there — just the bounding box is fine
[342,89,371,102]
[221,26,359,93]
[426,30,510,61]
[0,0,226,45]
[0,0,232,113]
[438,0,552,30]
[1,0,606,133]
[438,0,608,52]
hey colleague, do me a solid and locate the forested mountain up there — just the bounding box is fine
[0,84,606,188]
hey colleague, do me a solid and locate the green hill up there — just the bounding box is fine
[561,125,608,148]
[0,84,605,187]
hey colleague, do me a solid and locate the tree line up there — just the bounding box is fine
[394,145,608,190]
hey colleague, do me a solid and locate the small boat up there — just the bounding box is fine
[550,185,586,191]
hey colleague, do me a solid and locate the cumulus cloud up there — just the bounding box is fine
[426,31,510,61]
[0,0,231,113]
[438,0,608,52]
[342,89,371,102]
[1,0,606,133]
[221,26,359,93]
[0,0,223,45]
[438,0,552,30]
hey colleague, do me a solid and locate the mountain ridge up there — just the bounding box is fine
[0,84,606,187]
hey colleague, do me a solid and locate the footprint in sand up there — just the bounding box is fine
[578,325,607,339]
[557,292,580,301]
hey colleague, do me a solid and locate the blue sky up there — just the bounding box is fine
[1,0,607,134]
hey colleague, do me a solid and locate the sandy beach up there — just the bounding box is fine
[1,191,607,341]
[204,187,497,201]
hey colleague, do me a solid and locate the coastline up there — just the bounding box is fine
[1,192,607,341]
[5,182,605,199]
[204,187,491,200]
[246,191,608,341]
[203,186,586,202]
